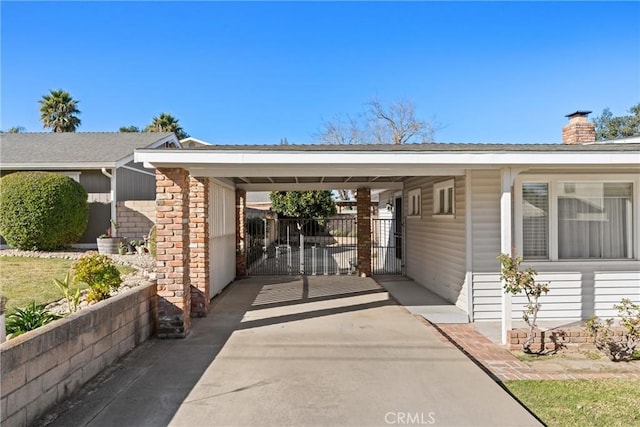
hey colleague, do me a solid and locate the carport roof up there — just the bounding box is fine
[135,140,640,190]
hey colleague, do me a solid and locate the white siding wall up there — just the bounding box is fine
[471,170,640,321]
[209,181,236,296]
[405,176,467,309]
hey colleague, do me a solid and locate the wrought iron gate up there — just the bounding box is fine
[246,216,403,276]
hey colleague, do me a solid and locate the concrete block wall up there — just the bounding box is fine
[116,201,156,240]
[0,282,156,427]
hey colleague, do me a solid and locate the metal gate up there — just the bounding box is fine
[246,216,403,276]
[371,218,403,275]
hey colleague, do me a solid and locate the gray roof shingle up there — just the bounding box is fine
[183,141,640,152]
[0,132,178,168]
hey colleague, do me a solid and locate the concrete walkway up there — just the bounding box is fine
[38,276,540,427]
[375,276,470,324]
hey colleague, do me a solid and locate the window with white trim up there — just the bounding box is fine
[518,177,635,260]
[433,179,455,217]
[407,188,421,217]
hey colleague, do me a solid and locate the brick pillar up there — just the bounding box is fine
[189,176,210,317]
[356,187,372,277]
[155,168,190,338]
[236,189,247,278]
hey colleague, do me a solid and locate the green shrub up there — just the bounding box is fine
[586,298,640,362]
[73,253,122,302]
[0,172,88,250]
[6,302,61,338]
[148,225,157,258]
[498,252,549,353]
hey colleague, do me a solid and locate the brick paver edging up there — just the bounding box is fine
[416,317,640,381]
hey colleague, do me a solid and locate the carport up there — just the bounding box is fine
[135,144,467,338]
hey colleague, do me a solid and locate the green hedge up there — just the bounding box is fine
[0,172,88,250]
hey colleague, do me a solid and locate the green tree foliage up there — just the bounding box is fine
[2,126,26,133]
[498,252,549,353]
[73,253,122,302]
[119,125,141,132]
[0,172,88,250]
[38,89,81,132]
[593,103,640,140]
[145,112,189,139]
[270,191,337,229]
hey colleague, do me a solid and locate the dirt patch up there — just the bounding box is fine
[511,347,640,375]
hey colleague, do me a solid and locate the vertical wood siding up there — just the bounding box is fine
[116,162,156,200]
[209,182,236,296]
[404,176,467,309]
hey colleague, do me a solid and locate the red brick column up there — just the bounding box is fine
[189,176,210,317]
[356,187,372,277]
[236,189,247,278]
[155,168,190,338]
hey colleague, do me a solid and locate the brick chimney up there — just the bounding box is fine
[562,111,595,144]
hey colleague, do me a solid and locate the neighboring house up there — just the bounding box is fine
[134,112,640,342]
[0,132,181,245]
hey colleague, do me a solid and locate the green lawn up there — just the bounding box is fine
[505,379,640,427]
[0,256,135,311]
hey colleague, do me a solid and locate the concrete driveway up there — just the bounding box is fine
[41,276,541,427]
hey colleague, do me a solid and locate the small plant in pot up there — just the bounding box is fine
[118,241,128,255]
[96,220,124,255]
[136,240,146,255]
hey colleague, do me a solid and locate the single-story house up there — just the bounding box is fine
[0,132,181,245]
[136,112,640,343]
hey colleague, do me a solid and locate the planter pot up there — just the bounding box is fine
[136,246,146,255]
[118,246,128,255]
[97,237,124,255]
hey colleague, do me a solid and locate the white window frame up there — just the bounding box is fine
[515,173,639,262]
[407,188,421,218]
[433,178,455,218]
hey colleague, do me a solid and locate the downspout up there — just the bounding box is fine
[101,168,117,236]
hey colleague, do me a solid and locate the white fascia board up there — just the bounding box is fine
[0,162,117,170]
[115,154,135,169]
[180,136,210,145]
[148,134,182,149]
[135,149,640,167]
[237,182,404,191]
[187,166,466,178]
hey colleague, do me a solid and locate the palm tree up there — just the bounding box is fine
[145,113,189,139]
[38,90,81,132]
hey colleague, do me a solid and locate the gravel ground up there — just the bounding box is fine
[0,248,157,315]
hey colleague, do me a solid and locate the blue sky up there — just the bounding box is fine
[1,1,638,145]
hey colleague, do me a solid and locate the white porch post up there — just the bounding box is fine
[101,168,118,236]
[111,169,117,234]
[500,167,514,345]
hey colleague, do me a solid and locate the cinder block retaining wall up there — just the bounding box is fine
[0,282,156,427]
[507,326,627,352]
[116,200,156,240]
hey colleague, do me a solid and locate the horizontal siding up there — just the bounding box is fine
[473,266,640,321]
[470,170,501,273]
[405,176,466,307]
[594,271,640,318]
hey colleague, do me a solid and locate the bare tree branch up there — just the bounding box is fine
[316,98,439,145]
